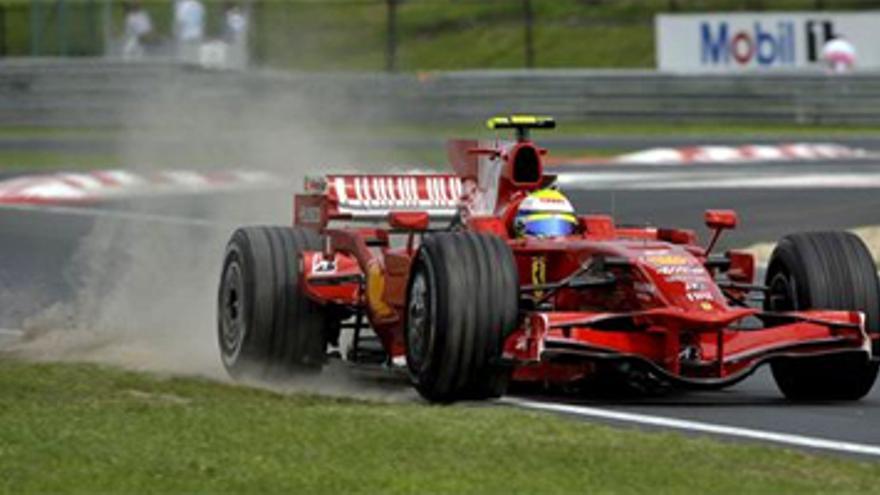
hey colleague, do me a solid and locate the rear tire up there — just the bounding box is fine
[405,232,519,403]
[218,226,327,379]
[765,231,879,401]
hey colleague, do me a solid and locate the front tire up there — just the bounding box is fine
[765,231,879,401]
[218,226,327,379]
[405,232,519,403]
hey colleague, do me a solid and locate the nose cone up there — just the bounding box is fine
[636,250,730,313]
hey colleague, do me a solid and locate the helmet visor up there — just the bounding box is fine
[520,214,576,238]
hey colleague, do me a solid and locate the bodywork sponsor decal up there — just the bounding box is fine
[532,256,547,299]
[312,255,337,275]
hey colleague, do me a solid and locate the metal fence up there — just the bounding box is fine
[5,0,880,70]
[2,59,880,126]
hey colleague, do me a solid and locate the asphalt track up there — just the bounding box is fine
[3,160,880,458]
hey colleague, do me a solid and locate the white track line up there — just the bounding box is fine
[0,328,23,337]
[0,202,222,227]
[503,397,880,457]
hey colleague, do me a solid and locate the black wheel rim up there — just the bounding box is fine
[219,260,246,366]
[767,271,797,312]
[406,268,433,373]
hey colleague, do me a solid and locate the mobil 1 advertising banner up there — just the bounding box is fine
[656,12,880,73]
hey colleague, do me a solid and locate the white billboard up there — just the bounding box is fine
[656,11,880,73]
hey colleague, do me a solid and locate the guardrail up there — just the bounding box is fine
[1,59,880,126]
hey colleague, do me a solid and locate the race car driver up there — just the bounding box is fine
[512,188,578,238]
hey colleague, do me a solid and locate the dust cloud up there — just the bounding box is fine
[5,66,418,401]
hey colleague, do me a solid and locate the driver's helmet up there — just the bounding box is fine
[514,188,577,238]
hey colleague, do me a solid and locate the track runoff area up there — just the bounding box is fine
[2,156,880,459]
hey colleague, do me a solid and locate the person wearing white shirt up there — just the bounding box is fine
[223,2,249,68]
[122,1,152,60]
[223,2,248,43]
[174,0,205,62]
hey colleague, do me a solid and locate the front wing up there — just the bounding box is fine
[504,307,872,388]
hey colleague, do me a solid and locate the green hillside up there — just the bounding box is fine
[7,0,880,69]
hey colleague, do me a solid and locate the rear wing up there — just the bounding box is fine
[294,174,464,229]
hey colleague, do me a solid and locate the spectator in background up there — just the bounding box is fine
[223,2,248,43]
[223,2,249,68]
[822,35,857,74]
[174,0,205,62]
[122,1,152,60]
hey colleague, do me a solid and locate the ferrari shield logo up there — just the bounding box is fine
[532,256,547,298]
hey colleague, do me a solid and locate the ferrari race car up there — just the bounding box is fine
[218,116,880,403]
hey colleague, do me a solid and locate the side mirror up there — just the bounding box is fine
[388,211,430,231]
[704,209,738,230]
[703,210,738,256]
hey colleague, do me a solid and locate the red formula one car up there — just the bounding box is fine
[218,116,879,402]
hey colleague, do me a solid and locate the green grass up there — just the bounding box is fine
[0,127,117,138]
[0,151,119,170]
[0,146,617,172]
[365,120,880,139]
[0,359,878,494]
[1,121,879,141]
[0,120,877,171]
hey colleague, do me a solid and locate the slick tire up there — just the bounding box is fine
[765,231,879,401]
[218,226,327,379]
[404,232,519,403]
